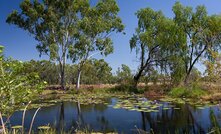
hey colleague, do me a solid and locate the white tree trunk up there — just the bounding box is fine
[76,70,81,90]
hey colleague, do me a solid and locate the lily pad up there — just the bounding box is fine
[11,125,22,129]
[38,126,50,130]
[163,107,170,110]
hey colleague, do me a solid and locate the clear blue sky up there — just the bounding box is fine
[1,0,221,73]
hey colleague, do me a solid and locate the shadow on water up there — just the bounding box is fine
[5,98,221,133]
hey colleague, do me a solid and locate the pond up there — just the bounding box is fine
[5,98,221,133]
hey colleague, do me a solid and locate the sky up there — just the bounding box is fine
[0,0,221,74]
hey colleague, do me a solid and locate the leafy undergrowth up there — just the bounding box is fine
[163,86,216,106]
[169,86,207,98]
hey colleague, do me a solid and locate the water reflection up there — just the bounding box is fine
[7,99,221,133]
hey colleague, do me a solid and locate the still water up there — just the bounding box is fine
[7,98,221,133]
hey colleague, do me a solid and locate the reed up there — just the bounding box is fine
[22,101,31,133]
[28,107,41,134]
[0,112,6,134]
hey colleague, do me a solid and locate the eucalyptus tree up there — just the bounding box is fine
[93,59,113,84]
[68,0,124,89]
[116,64,133,84]
[79,59,113,84]
[6,0,89,89]
[130,8,176,88]
[172,2,221,84]
[23,60,59,84]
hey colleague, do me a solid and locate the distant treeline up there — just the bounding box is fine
[3,58,216,87]
[15,59,135,85]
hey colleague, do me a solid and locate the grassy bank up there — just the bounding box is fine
[40,82,221,105]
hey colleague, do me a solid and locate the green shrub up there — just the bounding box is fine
[0,46,45,116]
[111,84,142,93]
[169,86,207,98]
[189,86,206,98]
[169,87,187,97]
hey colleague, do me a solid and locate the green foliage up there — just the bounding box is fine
[130,2,221,86]
[116,64,133,84]
[23,60,60,85]
[0,46,45,116]
[169,86,206,98]
[169,57,186,85]
[112,84,143,93]
[204,51,221,83]
[18,59,114,85]
[169,87,187,98]
[130,7,178,87]
[69,0,124,62]
[6,0,87,88]
[6,0,124,89]
[172,2,221,84]
[80,59,113,84]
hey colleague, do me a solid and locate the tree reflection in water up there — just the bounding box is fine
[7,99,221,133]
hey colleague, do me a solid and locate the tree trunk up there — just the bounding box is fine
[184,74,189,85]
[60,64,65,90]
[77,101,83,125]
[141,111,146,131]
[59,102,64,131]
[76,69,81,90]
[133,68,144,89]
[133,76,139,89]
[184,68,192,86]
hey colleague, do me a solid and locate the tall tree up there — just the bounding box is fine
[116,64,132,84]
[78,59,113,84]
[23,60,59,84]
[172,2,221,84]
[130,8,176,88]
[68,0,124,89]
[6,0,89,89]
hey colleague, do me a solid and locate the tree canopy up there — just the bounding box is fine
[172,2,221,84]
[6,0,124,90]
[130,2,221,87]
[130,8,176,88]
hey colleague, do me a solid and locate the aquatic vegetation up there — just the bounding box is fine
[111,97,165,113]
[159,97,185,104]
[11,125,22,134]
[38,89,143,106]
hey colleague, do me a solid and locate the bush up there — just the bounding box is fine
[111,84,144,93]
[0,46,45,116]
[190,86,206,98]
[169,87,187,97]
[169,86,207,98]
